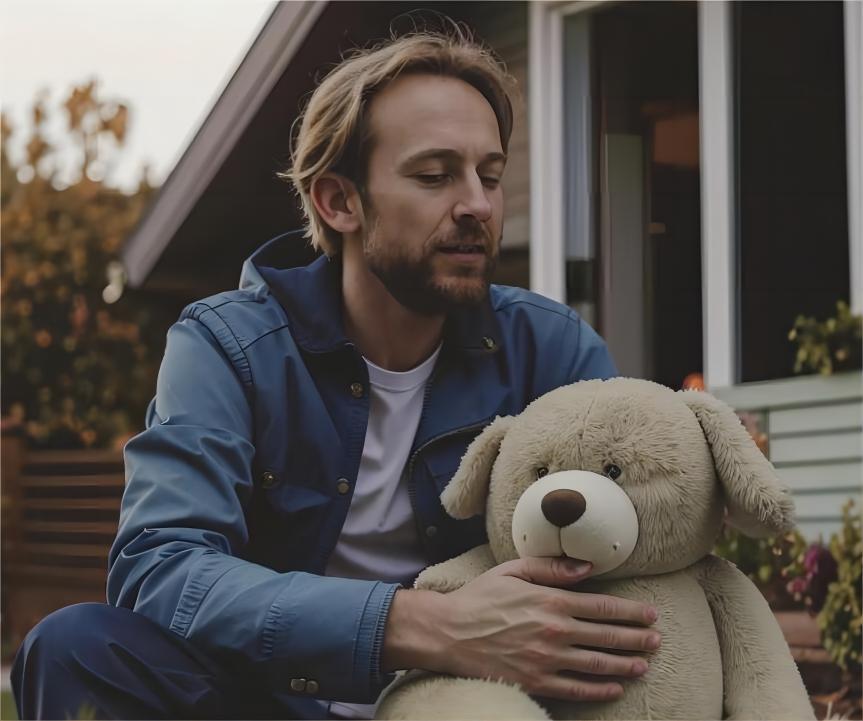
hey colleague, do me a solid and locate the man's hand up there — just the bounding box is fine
[382,557,660,703]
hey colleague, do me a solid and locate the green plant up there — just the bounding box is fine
[788,300,863,376]
[816,499,862,673]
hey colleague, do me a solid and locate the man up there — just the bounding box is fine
[13,28,660,720]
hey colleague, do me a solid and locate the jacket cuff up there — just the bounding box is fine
[264,574,401,702]
[364,582,401,694]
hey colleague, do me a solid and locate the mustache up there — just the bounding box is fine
[432,222,493,250]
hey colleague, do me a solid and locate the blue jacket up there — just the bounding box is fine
[107,232,617,717]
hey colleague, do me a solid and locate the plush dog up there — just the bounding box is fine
[377,378,815,720]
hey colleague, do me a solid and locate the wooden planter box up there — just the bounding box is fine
[777,610,862,718]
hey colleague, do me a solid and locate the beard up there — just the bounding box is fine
[363,217,500,316]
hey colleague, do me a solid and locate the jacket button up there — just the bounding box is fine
[290,678,307,692]
[261,470,278,489]
[425,525,438,538]
[350,382,364,398]
[336,478,351,495]
[481,336,496,351]
[306,679,319,694]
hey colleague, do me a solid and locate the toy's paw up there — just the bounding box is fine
[376,671,549,720]
[414,564,466,593]
[414,545,495,592]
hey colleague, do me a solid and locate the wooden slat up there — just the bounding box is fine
[22,451,124,477]
[777,461,862,491]
[25,450,123,465]
[21,521,119,534]
[6,563,107,583]
[19,542,109,557]
[770,401,863,436]
[771,431,862,464]
[712,371,862,411]
[21,497,121,510]
[19,474,125,488]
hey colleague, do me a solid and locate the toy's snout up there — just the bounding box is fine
[511,470,640,576]
[541,489,586,527]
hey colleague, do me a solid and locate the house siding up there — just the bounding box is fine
[476,4,529,251]
[713,372,863,541]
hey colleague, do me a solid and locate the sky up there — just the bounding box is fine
[1,0,275,192]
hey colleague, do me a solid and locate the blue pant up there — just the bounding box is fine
[11,603,329,720]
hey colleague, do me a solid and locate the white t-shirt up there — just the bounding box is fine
[325,344,441,719]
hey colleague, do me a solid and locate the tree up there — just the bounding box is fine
[1,81,168,449]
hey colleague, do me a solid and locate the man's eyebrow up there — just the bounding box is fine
[398,148,507,168]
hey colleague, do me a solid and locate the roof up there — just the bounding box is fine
[121,1,522,300]
[122,1,325,293]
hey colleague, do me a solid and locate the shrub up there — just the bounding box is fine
[788,300,862,376]
[816,500,862,672]
[713,525,808,609]
[1,83,167,449]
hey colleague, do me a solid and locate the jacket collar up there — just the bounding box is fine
[243,231,503,355]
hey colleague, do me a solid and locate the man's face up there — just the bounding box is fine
[357,73,506,315]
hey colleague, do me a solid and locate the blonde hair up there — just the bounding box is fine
[280,27,516,256]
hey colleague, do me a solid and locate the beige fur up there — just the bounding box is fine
[376,378,815,721]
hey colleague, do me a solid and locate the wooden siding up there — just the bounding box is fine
[713,372,863,540]
[476,4,530,251]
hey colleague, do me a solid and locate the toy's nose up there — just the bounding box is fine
[541,489,587,527]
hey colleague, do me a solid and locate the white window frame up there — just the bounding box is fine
[528,2,567,303]
[845,0,862,315]
[697,1,736,389]
[529,0,861,388]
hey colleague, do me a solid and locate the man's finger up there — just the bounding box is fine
[562,648,649,677]
[530,675,624,703]
[493,556,593,587]
[569,619,662,652]
[563,590,658,625]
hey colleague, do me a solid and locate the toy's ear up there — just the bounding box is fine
[680,390,795,538]
[440,415,515,519]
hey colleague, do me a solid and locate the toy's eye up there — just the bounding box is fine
[604,463,622,481]
[536,466,549,479]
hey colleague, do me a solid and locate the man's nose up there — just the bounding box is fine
[452,175,492,223]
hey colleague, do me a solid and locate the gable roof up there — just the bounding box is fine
[122,1,325,290]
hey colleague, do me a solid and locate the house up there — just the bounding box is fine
[121,0,862,538]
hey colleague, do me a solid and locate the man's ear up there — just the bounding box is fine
[310,172,362,235]
[440,416,514,519]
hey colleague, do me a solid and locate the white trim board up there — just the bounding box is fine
[528,2,566,302]
[845,0,862,314]
[698,1,736,390]
[711,371,863,411]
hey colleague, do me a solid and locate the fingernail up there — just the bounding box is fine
[647,633,661,649]
[633,659,648,675]
[646,606,658,623]
[565,560,592,577]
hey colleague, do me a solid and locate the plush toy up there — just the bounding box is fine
[377,378,815,720]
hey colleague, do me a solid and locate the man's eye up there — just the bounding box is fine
[481,176,501,188]
[415,174,449,185]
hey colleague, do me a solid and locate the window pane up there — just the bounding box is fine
[736,1,850,382]
[565,2,702,386]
